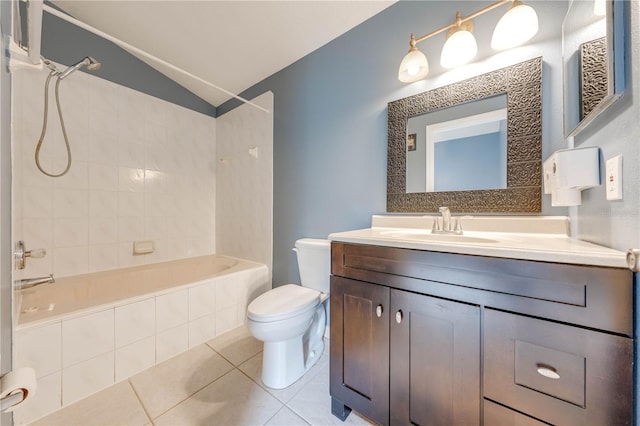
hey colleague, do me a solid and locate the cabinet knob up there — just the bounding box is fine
[536,364,560,380]
[395,310,403,324]
[376,305,383,318]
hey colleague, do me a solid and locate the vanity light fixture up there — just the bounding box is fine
[398,0,539,83]
[593,0,606,16]
[491,0,539,50]
[441,12,478,69]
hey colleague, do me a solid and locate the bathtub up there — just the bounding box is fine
[13,255,269,425]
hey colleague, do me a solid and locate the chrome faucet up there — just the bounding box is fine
[439,207,451,232]
[432,207,463,235]
[14,274,55,290]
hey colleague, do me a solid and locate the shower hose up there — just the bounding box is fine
[34,70,73,178]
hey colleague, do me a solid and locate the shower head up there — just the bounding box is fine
[58,56,101,80]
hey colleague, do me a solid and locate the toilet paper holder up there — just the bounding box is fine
[0,389,25,412]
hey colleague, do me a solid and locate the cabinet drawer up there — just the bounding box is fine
[484,309,633,425]
[484,400,547,426]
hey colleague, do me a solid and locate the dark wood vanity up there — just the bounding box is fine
[329,242,634,425]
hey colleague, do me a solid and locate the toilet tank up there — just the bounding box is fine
[294,238,331,294]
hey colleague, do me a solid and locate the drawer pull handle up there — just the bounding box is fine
[536,364,560,380]
[376,305,383,318]
[395,310,403,324]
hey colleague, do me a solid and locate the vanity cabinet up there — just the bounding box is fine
[329,242,634,426]
[330,277,480,425]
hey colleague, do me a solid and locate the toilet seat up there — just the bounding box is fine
[247,284,320,322]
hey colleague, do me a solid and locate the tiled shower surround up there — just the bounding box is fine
[12,65,217,280]
[11,65,276,423]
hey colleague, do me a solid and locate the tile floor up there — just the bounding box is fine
[29,326,373,425]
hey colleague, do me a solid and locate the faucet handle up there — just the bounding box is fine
[14,241,47,270]
[454,218,463,235]
[27,248,47,259]
[439,206,450,214]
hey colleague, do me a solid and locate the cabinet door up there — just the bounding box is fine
[330,276,390,425]
[390,290,480,426]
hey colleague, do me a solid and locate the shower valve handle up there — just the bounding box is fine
[27,248,47,259]
[14,241,47,270]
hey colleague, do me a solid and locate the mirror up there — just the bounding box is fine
[563,0,626,138]
[387,57,542,213]
[406,94,507,193]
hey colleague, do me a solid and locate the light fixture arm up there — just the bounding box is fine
[411,0,512,45]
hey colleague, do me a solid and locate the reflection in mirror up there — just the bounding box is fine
[406,94,507,193]
[562,0,625,138]
[387,57,542,213]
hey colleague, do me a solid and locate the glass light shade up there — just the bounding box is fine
[491,1,539,50]
[440,29,478,69]
[593,0,606,16]
[398,47,429,83]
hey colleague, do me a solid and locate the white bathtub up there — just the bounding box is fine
[13,255,269,425]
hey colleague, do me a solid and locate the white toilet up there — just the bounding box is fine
[247,238,330,389]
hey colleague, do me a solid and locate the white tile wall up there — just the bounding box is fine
[12,65,217,280]
[62,352,115,405]
[216,92,274,280]
[115,298,155,348]
[156,324,189,363]
[156,290,188,332]
[14,322,61,378]
[115,336,156,381]
[14,266,269,425]
[62,310,114,368]
[188,282,217,321]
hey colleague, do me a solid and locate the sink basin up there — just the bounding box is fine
[379,230,499,244]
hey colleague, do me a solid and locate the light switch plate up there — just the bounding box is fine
[605,155,623,201]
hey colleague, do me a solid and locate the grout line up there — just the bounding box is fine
[127,378,153,425]
[141,360,238,421]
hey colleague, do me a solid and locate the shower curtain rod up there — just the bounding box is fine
[42,4,270,113]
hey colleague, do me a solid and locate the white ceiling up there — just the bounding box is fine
[51,1,396,107]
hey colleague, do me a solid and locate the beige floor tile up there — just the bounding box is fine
[31,380,149,426]
[239,351,329,404]
[265,406,311,425]
[287,363,374,426]
[154,369,283,426]
[129,344,233,419]
[206,325,262,366]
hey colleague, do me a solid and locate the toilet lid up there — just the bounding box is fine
[247,284,321,322]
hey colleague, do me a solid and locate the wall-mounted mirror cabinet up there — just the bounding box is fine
[387,58,542,213]
[562,0,626,138]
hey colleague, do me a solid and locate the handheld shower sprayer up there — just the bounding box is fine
[35,56,101,177]
[58,56,101,80]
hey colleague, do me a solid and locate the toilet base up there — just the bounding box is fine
[260,305,326,389]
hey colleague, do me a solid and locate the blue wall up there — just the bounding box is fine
[40,4,216,117]
[434,132,505,192]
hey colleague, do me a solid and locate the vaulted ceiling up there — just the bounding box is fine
[51,1,396,107]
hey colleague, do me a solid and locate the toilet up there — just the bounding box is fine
[247,238,330,389]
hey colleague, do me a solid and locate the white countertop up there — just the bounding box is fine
[328,216,629,268]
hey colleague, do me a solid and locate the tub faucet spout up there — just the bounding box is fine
[15,274,55,290]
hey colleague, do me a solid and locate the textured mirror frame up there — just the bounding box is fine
[387,57,542,213]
